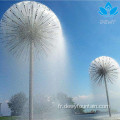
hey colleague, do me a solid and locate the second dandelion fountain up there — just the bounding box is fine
[89,56,120,117]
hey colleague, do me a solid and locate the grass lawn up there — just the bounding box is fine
[0,116,19,120]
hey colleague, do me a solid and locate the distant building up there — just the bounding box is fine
[0,103,2,116]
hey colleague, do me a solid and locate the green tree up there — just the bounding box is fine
[74,107,84,114]
[57,93,74,105]
[8,92,27,116]
[57,93,84,114]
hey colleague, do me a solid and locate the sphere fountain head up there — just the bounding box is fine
[0,1,62,57]
[89,56,120,85]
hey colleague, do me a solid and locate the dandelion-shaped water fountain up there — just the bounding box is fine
[89,56,120,117]
[0,1,62,120]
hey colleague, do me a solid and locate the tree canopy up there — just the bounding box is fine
[8,92,27,116]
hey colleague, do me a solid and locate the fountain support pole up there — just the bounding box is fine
[104,76,111,117]
[0,103,2,116]
[29,42,33,120]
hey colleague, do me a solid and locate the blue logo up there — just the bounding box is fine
[98,2,118,17]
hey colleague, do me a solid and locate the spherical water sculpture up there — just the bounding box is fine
[0,1,61,56]
[89,56,120,117]
[0,1,62,120]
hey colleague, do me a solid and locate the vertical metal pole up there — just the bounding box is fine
[29,42,33,120]
[0,103,1,116]
[104,76,111,117]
